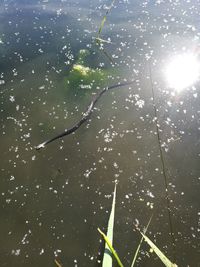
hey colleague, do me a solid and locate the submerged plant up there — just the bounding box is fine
[63,49,120,94]
[64,49,105,91]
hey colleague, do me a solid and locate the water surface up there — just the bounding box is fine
[0,1,200,266]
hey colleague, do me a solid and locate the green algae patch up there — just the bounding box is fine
[63,49,119,96]
[67,63,106,90]
[72,64,91,76]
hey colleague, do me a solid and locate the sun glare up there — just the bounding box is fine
[165,53,200,91]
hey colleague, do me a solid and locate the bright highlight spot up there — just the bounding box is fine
[165,53,200,91]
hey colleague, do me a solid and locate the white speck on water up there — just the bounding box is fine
[146,190,155,198]
[54,249,62,257]
[135,99,145,108]
[11,249,21,256]
[9,96,15,102]
[21,231,31,245]
[147,202,154,209]
[39,248,44,255]
[113,162,119,169]
[134,218,139,227]
[10,175,15,181]
[193,93,198,98]
[167,101,172,107]
[84,169,91,178]
[39,85,45,90]
[0,80,5,85]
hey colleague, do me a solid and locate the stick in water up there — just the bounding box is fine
[35,81,133,150]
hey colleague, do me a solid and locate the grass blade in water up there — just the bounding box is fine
[55,259,63,267]
[102,183,117,267]
[97,16,107,38]
[140,232,178,267]
[131,215,153,267]
[98,228,124,267]
[96,0,117,64]
[96,0,116,39]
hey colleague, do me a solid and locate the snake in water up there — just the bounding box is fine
[35,80,134,150]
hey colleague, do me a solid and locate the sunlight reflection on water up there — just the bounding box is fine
[164,53,200,91]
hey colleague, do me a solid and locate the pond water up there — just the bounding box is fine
[0,0,200,266]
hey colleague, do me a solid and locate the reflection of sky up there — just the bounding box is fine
[0,1,200,267]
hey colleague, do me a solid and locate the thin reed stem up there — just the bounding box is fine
[148,62,176,262]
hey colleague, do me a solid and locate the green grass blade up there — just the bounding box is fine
[97,16,107,38]
[96,0,116,39]
[54,259,63,267]
[95,0,117,64]
[98,228,124,267]
[140,232,178,267]
[97,0,116,39]
[102,183,117,266]
[107,183,116,245]
[131,215,153,267]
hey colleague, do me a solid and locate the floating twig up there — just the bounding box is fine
[36,81,133,150]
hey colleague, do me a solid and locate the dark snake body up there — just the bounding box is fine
[36,81,133,150]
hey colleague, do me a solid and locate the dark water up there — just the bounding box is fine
[0,1,200,266]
